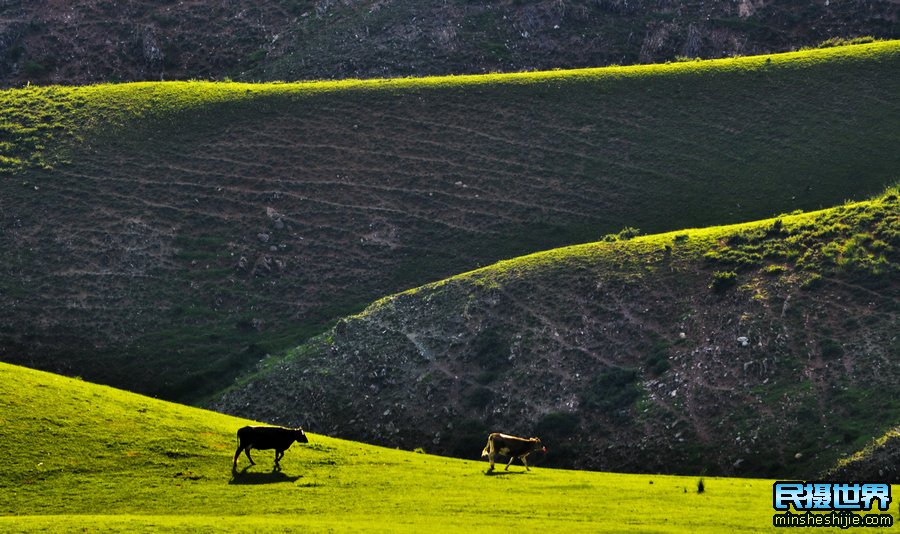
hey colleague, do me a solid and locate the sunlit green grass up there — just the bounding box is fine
[0,361,872,532]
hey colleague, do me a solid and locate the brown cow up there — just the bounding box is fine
[481,432,547,471]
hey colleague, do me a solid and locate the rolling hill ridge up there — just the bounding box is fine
[2,42,898,402]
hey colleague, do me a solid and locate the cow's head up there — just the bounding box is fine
[532,437,547,454]
[295,428,309,443]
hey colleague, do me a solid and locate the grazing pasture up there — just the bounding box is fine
[0,362,841,532]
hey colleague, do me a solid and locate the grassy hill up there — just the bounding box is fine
[2,41,898,402]
[215,188,899,479]
[0,361,800,532]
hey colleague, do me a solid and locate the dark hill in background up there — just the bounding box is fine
[215,190,900,479]
[0,0,896,87]
[1,43,898,403]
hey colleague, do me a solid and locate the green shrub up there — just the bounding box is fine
[601,227,642,242]
[23,60,49,78]
[447,419,488,459]
[800,273,822,290]
[475,370,498,384]
[468,328,508,371]
[704,248,762,267]
[709,271,737,293]
[820,338,844,359]
[869,240,889,253]
[644,338,671,376]
[765,219,785,238]
[7,45,24,61]
[248,49,267,63]
[535,412,580,440]
[816,36,877,49]
[284,0,307,14]
[582,367,641,417]
[463,386,492,409]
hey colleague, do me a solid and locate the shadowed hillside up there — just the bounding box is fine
[1,42,898,401]
[1,0,896,87]
[215,189,899,479]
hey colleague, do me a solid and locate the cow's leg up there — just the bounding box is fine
[522,455,530,471]
[483,437,495,471]
[233,445,244,466]
[275,449,283,466]
[244,447,256,465]
[505,455,516,471]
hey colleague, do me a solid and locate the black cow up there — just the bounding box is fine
[233,425,308,468]
[481,432,547,471]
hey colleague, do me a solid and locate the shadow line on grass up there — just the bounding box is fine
[483,470,527,476]
[229,465,303,485]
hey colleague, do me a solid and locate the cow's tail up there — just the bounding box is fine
[481,435,493,458]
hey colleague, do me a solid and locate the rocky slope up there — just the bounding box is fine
[0,0,896,87]
[215,191,899,478]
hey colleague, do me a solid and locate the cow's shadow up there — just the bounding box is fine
[483,469,527,476]
[229,465,302,485]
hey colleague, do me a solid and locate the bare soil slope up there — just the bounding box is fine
[0,0,896,86]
